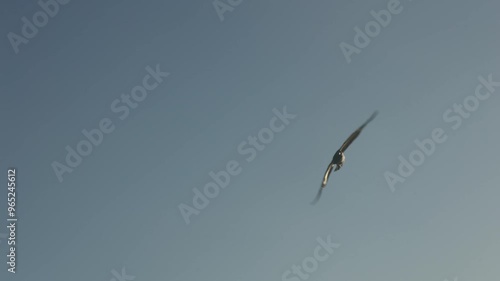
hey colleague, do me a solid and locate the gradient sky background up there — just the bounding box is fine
[1,0,500,280]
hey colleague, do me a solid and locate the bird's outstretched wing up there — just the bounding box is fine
[339,111,378,152]
[312,163,335,205]
[322,163,335,187]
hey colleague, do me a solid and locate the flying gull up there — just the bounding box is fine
[311,111,378,205]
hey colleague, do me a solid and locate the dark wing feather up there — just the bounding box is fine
[339,111,378,152]
[311,185,324,205]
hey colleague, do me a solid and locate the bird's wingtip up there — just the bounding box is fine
[311,186,324,205]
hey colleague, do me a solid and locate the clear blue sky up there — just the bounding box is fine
[1,0,500,280]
